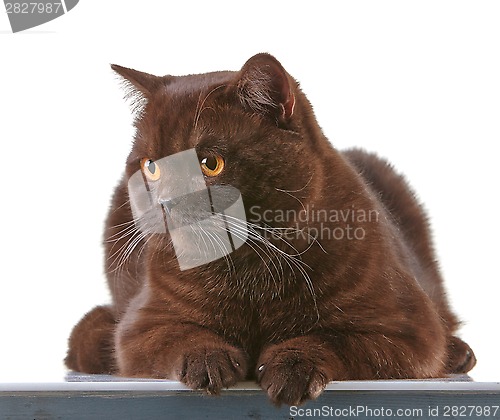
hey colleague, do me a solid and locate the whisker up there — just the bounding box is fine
[214,213,320,321]
[202,228,236,276]
[193,84,227,130]
[108,229,147,274]
[275,173,314,194]
[105,223,139,242]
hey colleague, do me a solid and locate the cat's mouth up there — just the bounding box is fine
[166,215,247,270]
[158,191,219,230]
[131,185,248,271]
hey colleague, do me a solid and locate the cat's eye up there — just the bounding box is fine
[140,158,161,181]
[200,153,225,177]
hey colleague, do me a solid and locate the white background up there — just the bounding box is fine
[0,1,498,382]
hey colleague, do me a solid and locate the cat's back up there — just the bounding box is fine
[342,148,457,327]
[343,148,431,261]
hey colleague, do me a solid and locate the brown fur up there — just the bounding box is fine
[65,53,475,405]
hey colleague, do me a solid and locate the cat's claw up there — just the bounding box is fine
[176,345,247,395]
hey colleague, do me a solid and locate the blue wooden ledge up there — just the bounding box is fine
[1,374,499,419]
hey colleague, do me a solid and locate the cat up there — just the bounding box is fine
[65,53,476,406]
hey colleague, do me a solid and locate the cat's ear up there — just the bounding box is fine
[110,64,162,96]
[111,65,163,118]
[237,53,296,127]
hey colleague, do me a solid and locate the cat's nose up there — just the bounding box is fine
[158,198,174,214]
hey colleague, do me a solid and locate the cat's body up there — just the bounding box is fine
[66,53,475,405]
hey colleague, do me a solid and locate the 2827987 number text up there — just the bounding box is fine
[5,3,62,14]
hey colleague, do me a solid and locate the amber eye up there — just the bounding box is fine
[140,158,161,181]
[200,154,225,177]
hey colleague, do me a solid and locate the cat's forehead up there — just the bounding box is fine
[165,71,235,97]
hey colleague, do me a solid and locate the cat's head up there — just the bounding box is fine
[113,53,329,269]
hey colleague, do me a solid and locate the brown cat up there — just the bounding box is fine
[65,53,476,406]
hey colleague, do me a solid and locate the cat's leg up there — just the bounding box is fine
[65,305,116,374]
[115,305,248,394]
[446,336,477,374]
[256,332,447,406]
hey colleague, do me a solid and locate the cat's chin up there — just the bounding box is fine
[168,229,238,271]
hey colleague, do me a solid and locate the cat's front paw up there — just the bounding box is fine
[257,349,329,406]
[176,345,248,394]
